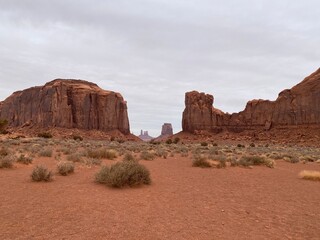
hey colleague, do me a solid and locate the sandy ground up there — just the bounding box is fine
[1,156,320,240]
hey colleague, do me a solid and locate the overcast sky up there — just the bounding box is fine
[0,0,319,136]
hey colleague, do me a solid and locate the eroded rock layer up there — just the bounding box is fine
[0,79,130,134]
[183,68,320,133]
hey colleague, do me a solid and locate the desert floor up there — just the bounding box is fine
[1,144,320,240]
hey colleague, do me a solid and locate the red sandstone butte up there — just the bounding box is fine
[0,79,130,134]
[182,68,320,133]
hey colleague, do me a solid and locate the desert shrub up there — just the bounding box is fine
[300,155,316,162]
[39,148,53,157]
[212,142,218,147]
[30,144,41,154]
[67,153,82,162]
[149,140,160,145]
[217,158,227,168]
[0,147,9,156]
[299,170,320,181]
[72,135,83,141]
[31,165,53,182]
[87,148,117,159]
[264,158,275,168]
[239,156,265,166]
[208,148,219,159]
[140,151,155,160]
[181,152,188,157]
[173,137,180,144]
[95,161,151,188]
[155,148,168,159]
[123,153,137,162]
[105,149,118,160]
[283,156,299,163]
[60,147,72,155]
[37,132,53,138]
[192,154,211,168]
[250,143,255,147]
[200,142,208,147]
[95,165,110,183]
[57,161,75,176]
[166,139,173,144]
[272,153,298,163]
[237,144,245,148]
[0,155,14,168]
[83,158,102,166]
[17,154,33,165]
[230,158,239,167]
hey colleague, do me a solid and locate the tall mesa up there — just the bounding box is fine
[0,79,130,134]
[182,68,320,133]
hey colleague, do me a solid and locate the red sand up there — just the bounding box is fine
[1,156,320,240]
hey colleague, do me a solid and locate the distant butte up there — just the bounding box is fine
[138,130,154,141]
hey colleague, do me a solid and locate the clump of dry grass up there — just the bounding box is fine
[31,165,53,182]
[192,154,211,168]
[57,161,75,176]
[0,155,15,168]
[122,153,137,162]
[87,148,117,160]
[39,148,53,157]
[17,154,33,165]
[82,158,102,166]
[67,153,83,162]
[140,151,155,161]
[0,147,9,156]
[299,170,320,181]
[95,161,151,188]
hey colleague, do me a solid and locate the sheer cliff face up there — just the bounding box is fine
[182,68,320,133]
[0,79,130,134]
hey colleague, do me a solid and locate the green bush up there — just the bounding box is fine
[37,132,53,138]
[31,165,53,182]
[166,139,173,144]
[17,154,33,165]
[95,161,151,188]
[57,161,75,176]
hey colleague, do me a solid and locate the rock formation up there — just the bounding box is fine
[182,68,320,133]
[138,130,154,141]
[0,79,130,134]
[161,123,173,136]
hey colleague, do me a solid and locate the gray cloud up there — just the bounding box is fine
[0,0,319,136]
